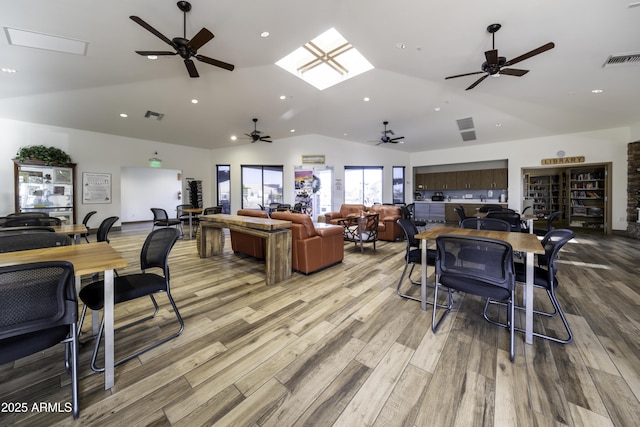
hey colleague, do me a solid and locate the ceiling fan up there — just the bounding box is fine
[130,1,234,78]
[374,121,404,145]
[445,23,555,90]
[244,118,272,143]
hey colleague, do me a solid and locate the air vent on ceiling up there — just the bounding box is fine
[456,117,474,131]
[461,131,477,142]
[145,110,164,120]
[603,53,640,67]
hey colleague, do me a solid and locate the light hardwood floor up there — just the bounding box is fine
[1,224,639,426]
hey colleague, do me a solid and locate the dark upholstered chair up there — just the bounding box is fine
[0,261,79,418]
[532,211,563,237]
[486,210,522,232]
[433,235,517,361]
[151,208,183,235]
[78,228,183,372]
[484,229,575,344]
[396,219,436,303]
[79,210,97,243]
[460,217,511,231]
[0,232,71,253]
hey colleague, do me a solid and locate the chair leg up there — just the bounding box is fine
[89,292,184,373]
[509,296,515,362]
[431,277,454,332]
[62,323,80,418]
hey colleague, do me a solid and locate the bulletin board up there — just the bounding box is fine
[82,172,112,204]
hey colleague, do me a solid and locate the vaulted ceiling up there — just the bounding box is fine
[1,0,639,152]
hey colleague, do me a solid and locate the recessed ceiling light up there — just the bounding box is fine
[1,67,16,73]
[363,97,370,102]
[290,129,295,133]
[396,42,406,49]
[495,123,502,127]
[230,135,237,141]
[279,95,286,100]
[147,55,158,60]
[191,99,198,104]
[591,89,604,94]
[119,113,128,118]
[434,107,441,112]
[260,31,270,38]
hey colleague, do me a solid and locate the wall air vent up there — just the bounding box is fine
[461,131,477,142]
[603,52,640,67]
[145,110,165,120]
[456,117,474,131]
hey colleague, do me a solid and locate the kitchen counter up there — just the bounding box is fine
[414,200,508,223]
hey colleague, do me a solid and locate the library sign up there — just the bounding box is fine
[541,156,585,165]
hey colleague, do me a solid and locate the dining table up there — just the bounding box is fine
[414,225,545,345]
[52,223,88,244]
[0,242,128,389]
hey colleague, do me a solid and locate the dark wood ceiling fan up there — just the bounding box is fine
[130,1,234,78]
[445,23,554,90]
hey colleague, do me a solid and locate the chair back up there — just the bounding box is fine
[140,228,181,275]
[460,217,511,231]
[0,232,71,253]
[6,212,50,218]
[203,206,222,215]
[436,235,515,291]
[540,229,575,277]
[0,261,77,363]
[150,208,168,222]
[397,218,420,250]
[176,204,192,220]
[97,216,119,243]
[546,211,563,232]
[2,217,42,227]
[486,211,522,232]
[82,211,97,226]
[478,204,504,213]
[454,206,467,222]
[0,226,54,234]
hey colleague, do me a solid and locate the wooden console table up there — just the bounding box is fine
[197,213,292,285]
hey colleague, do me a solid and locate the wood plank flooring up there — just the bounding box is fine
[1,225,639,426]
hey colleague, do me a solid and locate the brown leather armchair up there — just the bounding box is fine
[368,204,403,241]
[324,204,367,225]
[270,211,344,274]
[230,209,269,259]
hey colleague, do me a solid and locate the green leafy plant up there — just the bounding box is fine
[15,145,73,166]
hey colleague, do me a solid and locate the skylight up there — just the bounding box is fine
[4,27,88,55]
[276,28,374,90]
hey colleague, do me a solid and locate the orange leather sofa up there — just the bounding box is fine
[368,205,403,241]
[230,209,269,259]
[270,211,344,274]
[324,204,366,225]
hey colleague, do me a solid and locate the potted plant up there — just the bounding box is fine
[15,145,73,166]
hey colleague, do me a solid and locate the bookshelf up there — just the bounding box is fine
[525,174,563,217]
[568,167,605,230]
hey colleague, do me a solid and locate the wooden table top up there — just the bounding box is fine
[181,207,204,214]
[52,224,88,234]
[199,213,292,231]
[0,241,128,275]
[415,225,545,255]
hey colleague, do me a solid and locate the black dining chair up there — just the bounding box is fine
[151,208,183,235]
[0,232,71,253]
[533,211,562,237]
[78,227,183,372]
[484,229,575,344]
[432,234,517,362]
[0,261,80,419]
[396,218,436,302]
[79,210,98,243]
[460,217,511,231]
[486,210,522,232]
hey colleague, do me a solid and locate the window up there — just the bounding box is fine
[344,166,383,205]
[393,166,405,204]
[216,165,230,214]
[241,165,284,209]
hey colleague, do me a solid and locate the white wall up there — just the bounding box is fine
[1,117,631,231]
[410,127,630,231]
[121,167,182,222]
[0,118,213,225]
[208,134,411,214]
